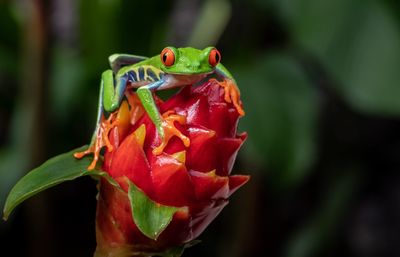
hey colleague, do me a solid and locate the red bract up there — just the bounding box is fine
[95,80,249,256]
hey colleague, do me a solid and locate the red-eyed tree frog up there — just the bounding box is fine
[74,46,244,170]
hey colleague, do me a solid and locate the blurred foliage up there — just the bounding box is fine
[236,53,317,188]
[1,0,400,256]
[270,0,400,115]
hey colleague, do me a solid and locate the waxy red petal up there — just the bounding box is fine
[209,102,239,138]
[189,170,229,200]
[216,132,247,176]
[150,154,195,206]
[228,175,250,196]
[186,126,218,173]
[160,86,192,112]
[189,199,228,239]
[181,96,210,127]
[192,80,224,103]
[108,130,153,195]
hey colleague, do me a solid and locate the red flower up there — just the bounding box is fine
[95,80,249,256]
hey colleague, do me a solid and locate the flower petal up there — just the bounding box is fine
[189,170,229,200]
[107,126,153,195]
[209,102,239,138]
[216,132,247,176]
[160,86,192,112]
[228,175,250,196]
[115,100,133,145]
[190,199,228,239]
[150,154,195,206]
[192,80,224,103]
[182,96,210,127]
[186,126,218,173]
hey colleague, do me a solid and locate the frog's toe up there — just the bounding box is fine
[73,144,99,171]
[73,112,118,170]
[152,111,190,155]
[215,79,245,116]
[73,148,92,159]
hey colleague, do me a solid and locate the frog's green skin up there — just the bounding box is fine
[93,46,237,144]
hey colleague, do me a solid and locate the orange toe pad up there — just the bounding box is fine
[152,111,190,155]
[74,112,118,170]
[210,78,245,116]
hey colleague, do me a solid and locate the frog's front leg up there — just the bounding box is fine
[74,70,125,170]
[137,82,190,155]
[214,63,245,116]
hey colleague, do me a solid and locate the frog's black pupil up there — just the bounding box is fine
[215,53,220,63]
[163,53,168,63]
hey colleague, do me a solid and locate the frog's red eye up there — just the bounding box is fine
[161,48,175,66]
[209,48,221,67]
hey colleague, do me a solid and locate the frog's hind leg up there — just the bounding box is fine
[74,70,119,170]
[109,54,148,74]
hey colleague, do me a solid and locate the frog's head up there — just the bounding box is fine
[158,46,221,75]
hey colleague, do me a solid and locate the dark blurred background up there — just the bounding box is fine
[1,0,400,256]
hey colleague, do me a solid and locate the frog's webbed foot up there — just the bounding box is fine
[152,111,190,155]
[210,78,245,116]
[74,112,118,170]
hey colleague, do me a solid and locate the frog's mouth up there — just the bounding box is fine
[167,70,214,76]
[168,73,209,83]
[160,72,213,90]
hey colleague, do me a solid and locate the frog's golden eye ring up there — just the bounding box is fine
[209,48,221,67]
[161,47,175,66]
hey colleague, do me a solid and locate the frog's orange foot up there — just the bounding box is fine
[101,112,119,151]
[210,78,245,116]
[152,111,190,155]
[74,144,100,171]
[74,112,118,170]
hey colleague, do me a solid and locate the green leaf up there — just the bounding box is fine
[127,180,188,240]
[3,146,116,220]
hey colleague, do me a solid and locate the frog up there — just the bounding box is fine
[74,46,244,170]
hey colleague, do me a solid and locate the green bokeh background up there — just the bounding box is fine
[1,0,400,256]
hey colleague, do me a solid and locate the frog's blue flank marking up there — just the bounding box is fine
[138,67,145,81]
[146,68,158,81]
[128,70,138,82]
